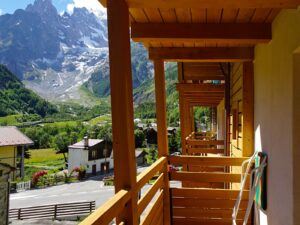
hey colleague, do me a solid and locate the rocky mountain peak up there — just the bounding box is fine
[26,0,58,16]
[0,0,151,103]
[72,7,91,17]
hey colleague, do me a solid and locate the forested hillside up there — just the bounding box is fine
[134,63,180,126]
[0,65,57,117]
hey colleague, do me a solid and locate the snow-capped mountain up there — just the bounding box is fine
[0,0,152,103]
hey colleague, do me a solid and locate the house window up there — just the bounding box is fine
[89,150,99,160]
[92,151,97,159]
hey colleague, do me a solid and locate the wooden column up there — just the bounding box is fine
[20,146,25,179]
[190,106,195,132]
[225,65,231,156]
[185,100,193,137]
[107,0,138,224]
[154,60,171,224]
[242,62,254,157]
[177,63,187,155]
[179,93,187,154]
[154,60,168,157]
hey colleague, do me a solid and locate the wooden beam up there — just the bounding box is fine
[185,95,224,100]
[100,0,299,8]
[189,102,219,107]
[149,47,254,62]
[176,83,225,92]
[242,62,254,157]
[132,23,271,43]
[107,0,138,223]
[183,63,224,81]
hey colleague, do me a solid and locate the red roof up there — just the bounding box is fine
[0,126,33,147]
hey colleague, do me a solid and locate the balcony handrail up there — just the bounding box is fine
[80,156,168,225]
[80,189,131,225]
[185,131,217,141]
[137,173,164,215]
[136,156,167,190]
[168,155,249,166]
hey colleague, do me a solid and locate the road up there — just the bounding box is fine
[10,166,152,209]
[10,166,180,210]
[10,178,115,209]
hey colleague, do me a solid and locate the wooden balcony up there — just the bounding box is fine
[80,148,250,225]
[185,132,224,155]
[80,157,168,225]
[79,0,296,222]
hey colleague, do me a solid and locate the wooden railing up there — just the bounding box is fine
[80,157,169,225]
[186,131,217,140]
[168,155,250,225]
[10,201,95,220]
[185,132,225,155]
[79,143,251,225]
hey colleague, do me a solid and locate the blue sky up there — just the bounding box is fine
[0,0,105,15]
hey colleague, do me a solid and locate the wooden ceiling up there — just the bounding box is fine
[99,0,300,59]
[129,8,278,48]
[100,0,299,9]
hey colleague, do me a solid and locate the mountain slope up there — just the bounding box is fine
[0,65,57,117]
[0,0,108,102]
[83,42,153,98]
[0,0,154,104]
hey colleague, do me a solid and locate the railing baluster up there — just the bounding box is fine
[54,205,57,220]
[18,208,21,220]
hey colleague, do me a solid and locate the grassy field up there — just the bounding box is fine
[24,149,66,180]
[44,121,79,128]
[0,114,22,125]
[88,114,112,125]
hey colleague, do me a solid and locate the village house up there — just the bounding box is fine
[68,137,113,175]
[135,150,147,165]
[0,126,33,180]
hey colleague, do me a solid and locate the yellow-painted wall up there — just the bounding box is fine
[254,8,300,225]
[0,146,16,180]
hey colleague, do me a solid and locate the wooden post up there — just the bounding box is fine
[242,62,254,157]
[107,0,138,224]
[20,146,25,179]
[89,202,92,213]
[184,100,193,137]
[154,60,168,158]
[54,205,57,220]
[225,64,231,156]
[178,93,186,154]
[154,60,171,224]
[190,106,195,132]
[18,208,21,220]
[177,62,184,82]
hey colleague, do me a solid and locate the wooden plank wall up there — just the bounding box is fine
[229,63,243,158]
[229,62,254,189]
[229,63,243,190]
